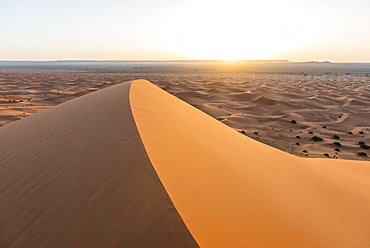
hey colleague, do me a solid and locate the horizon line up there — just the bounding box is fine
[1,59,370,63]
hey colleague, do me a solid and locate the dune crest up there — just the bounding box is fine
[130,80,370,248]
[1,79,369,247]
[0,81,197,248]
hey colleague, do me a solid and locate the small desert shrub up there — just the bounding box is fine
[357,152,368,156]
[302,150,308,153]
[308,131,313,134]
[359,131,364,134]
[296,136,301,138]
[335,148,341,152]
[323,125,327,128]
[347,131,353,134]
[333,141,341,147]
[332,135,340,139]
[360,143,370,149]
[324,153,329,157]
[295,142,300,145]
[291,120,297,124]
[311,136,323,142]
[254,131,258,135]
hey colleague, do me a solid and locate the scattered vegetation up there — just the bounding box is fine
[332,134,340,139]
[291,120,297,124]
[302,150,308,153]
[323,125,327,128]
[295,142,300,145]
[324,153,329,157]
[335,148,341,152]
[359,142,369,149]
[347,131,353,134]
[357,152,368,157]
[296,136,301,138]
[333,141,342,147]
[359,131,364,134]
[239,130,245,134]
[254,131,259,135]
[308,131,313,134]
[311,136,323,142]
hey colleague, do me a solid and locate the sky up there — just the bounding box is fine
[1,0,370,61]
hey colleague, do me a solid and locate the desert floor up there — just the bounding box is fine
[0,68,369,160]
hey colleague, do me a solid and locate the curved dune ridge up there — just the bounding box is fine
[0,79,369,247]
[131,80,370,247]
[0,81,197,247]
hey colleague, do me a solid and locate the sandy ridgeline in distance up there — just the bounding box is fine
[0,68,369,160]
[0,79,369,247]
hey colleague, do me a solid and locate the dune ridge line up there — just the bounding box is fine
[0,81,198,248]
[130,79,370,248]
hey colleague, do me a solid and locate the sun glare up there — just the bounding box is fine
[157,0,318,60]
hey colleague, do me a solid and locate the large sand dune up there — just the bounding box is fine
[1,79,369,247]
[0,81,197,247]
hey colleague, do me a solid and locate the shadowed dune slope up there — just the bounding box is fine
[130,80,370,248]
[0,81,198,247]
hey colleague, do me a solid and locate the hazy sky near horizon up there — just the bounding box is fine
[1,0,369,61]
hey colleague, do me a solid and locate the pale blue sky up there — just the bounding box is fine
[1,0,369,61]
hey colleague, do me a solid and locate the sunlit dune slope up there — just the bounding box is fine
[131,80,370,248]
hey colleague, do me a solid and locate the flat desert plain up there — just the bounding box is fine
[0,68,369,160]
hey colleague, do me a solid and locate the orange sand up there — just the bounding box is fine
[0,74,369,247]
[131,79,370,247]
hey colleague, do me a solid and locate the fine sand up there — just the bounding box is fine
[0,68,369,160]
[0,81,198,247]
[1,78,369,247]
[131,80,370,247]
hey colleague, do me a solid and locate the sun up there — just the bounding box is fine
[157,0,317,60]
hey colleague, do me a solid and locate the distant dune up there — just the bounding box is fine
[1,79,370,247]
[1,69,369,160]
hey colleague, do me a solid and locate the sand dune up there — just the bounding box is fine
[1,70,369,160]
[0,81,197,247]
[154,73,370,160]
[131,80,370,247]
[0,79,370,247]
